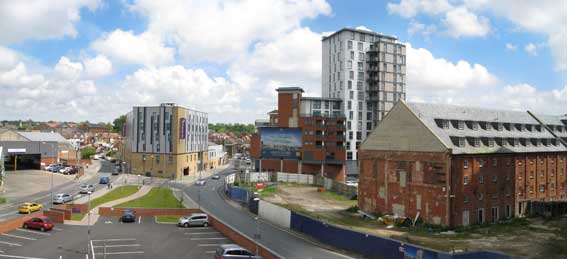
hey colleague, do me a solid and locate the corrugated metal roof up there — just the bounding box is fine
[17,132,67,142]
[404,102,567,154]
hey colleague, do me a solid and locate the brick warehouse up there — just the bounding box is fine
[250,87,347,181]
[359,100,567,226]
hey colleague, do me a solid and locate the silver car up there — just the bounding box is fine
[53,193,73,204]
[215,244,262,259]
[79,184,95,194]
[178,213,209,227]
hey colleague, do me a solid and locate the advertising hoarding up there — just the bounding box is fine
[260,127,302,160]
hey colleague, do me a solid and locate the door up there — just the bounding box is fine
[462,210,469,226]
[491,207,498,222]
[477,208,484,224]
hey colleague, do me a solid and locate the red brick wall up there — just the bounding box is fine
[44,210,65,224]
[64,204,89,214]
[50,208,71,220]
[0,212,43,233]
[358,150,451,226]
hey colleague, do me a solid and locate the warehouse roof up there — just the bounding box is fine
[17,132,67,142]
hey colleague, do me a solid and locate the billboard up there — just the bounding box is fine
[260,127,302,160]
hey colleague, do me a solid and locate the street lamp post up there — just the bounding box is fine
[253,200,261,256]
[87,191,92,257]
[43,142,56,206]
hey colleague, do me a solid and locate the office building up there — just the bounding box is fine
[322,28,406,161]
[123,103,209,179]
[250,87,347,181]
[359,101,567,226]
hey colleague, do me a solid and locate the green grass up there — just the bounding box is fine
[0,197,7,204]
[257,186,277,197]
[156,215,181,223]
[320,190,352,201]
[114,188,184,208]
[88,185,141,208]
[71,213,85,221]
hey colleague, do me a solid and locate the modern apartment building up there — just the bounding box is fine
[359,101,567,226]
[322,28,406,161]
[250,87,347,181]
[123,103,209,179]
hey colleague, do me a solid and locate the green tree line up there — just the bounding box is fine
[208,123,254,136]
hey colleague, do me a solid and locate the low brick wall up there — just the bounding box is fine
[64,204,89,214]
[50,208,71,220]
[98,207,201,217]
[208,215,279,259]
[44,210,65,224]
[0,212,43,233]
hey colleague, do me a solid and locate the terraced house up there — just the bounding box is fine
[359,101,567,227]
[122,103,209,179]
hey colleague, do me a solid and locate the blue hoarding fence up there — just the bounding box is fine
[290,211,510,259]
[226,184,250,203]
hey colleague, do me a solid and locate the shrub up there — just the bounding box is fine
[346,205,359,213]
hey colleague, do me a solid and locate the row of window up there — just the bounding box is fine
[437,119,567,133]
[463,206,512,225]
[518,168,565,180]
[463,157,565,169]
[518,182,566,196]
[453,137,561,148]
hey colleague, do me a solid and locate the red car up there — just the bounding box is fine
[22,216,54,232]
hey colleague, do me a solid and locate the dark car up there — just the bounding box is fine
[22,216,54,232]
[120,210,136,223]
[99,176,109,184]
[49,165,64,172]
[215,244,262,259]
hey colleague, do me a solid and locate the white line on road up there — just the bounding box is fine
[190,237,227,241]
[1,234,36,241]
[92,244,141,248]
[138,216,141,224]
[52,228,63,231]
[0,212,17,218]
[93,251,144,255]
[15,229,51,236]
[91,238,137,242]
[205,251,216,253]
[197,244,227,247]
[0,254,46,259]
[0,241,20,247]
[90,240,95,259]
[184,232,220,235]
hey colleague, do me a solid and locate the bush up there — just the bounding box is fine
[81,147,96,159]
[346,205,359,213]
[0,197,6,204]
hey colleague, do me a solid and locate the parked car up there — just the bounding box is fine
[215,244,261,259]
[44,164,59,171]
[178,213,209,228]
[79,184,95,194]
[59,167,75,174]
[93,154,100,160]
[22,216,54,232]
[120,210,136,223]
[65,167,78,175]
[48,165,64,172]
[53,193,73,204]
[18,203,43,214]
[196,179,206,186]
[212,175,220,180]
[99,177,109,184]
[109,157,116,163]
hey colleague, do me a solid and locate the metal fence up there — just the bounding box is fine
[276,172,314,184]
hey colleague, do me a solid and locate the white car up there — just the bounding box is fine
[196,180,206,186]
[45,164,58,171]
[93,154,100,160]
[53,193,73,204]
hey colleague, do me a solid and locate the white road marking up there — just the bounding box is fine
[0,255,46,259]
[93,251,144,255]
[0,212,17,218]
[92,244,140,248]
[205,251,216,254]
[191,240,229,242]
[1,234,36,241]
[53,228,63,231]
[197,244,226,247]
[0,241,21,247]
[184,232,220,235]
[91,238,137,242]
[90,240,95,259]
[138,216,142,224]
[15,229,51,236]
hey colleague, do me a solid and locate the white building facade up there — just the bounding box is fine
[322,28,406,161]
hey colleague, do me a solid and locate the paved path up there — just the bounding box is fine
[66,185,152,226]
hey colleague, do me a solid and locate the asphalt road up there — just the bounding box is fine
[0,160,121,221]
[181,166,355,259]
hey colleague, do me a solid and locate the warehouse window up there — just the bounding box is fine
[464,160,469,169]
[464,176,469,185]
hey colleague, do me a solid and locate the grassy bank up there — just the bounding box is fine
[114,188,184,208]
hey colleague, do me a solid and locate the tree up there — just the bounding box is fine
[112,115,127,133]
[81,147,96,159]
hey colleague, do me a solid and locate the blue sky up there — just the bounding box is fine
[0,0,566,123]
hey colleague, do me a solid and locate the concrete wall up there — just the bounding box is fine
[277,172,314,184]
[259,200,291,229]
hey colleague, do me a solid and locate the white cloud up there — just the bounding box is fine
[0,46,20,70]
[505,43,517,51]
[443,7,490,38]
[0,0,99,44]
[524,43,538,56]
[83,55,112,79]
[91,30,175,66]
[407,20,437,37]
[355,26,373,32]
[128,0,331,63]
[387,0,452,18]
[54,57,84,80]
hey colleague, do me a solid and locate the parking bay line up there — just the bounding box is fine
[197,244,228,247]
[15,229,50,236]
[190,237,227,241]
[91,238,137,242]
[94,251,144,255]
[1,234,36,241]
[0,254,46,259]
[92,244,141,248]
[0,241,21,247]
[184,232,221,235]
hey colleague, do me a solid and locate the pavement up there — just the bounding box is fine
[0,160,122,222]
[176,161,358,259]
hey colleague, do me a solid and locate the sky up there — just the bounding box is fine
[0,0,566,124]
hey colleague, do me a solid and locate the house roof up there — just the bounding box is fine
[17,132,67,142]
[403,102,567,154]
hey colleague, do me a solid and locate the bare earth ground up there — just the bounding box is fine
[264,184,566,259]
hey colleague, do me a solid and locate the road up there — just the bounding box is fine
[0,160,121,221]
[180,166,355,259]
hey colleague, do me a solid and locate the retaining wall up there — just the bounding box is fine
[258,200,290,229]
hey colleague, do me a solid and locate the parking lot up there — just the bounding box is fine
[0,215,231,258]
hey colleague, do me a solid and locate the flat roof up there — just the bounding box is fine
[322,28,398,41]
[276,87,304,93]
[302,97,342,101]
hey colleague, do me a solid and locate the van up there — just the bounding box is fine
[178,213,209,228]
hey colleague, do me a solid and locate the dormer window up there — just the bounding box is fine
[497,123,503,131]
[508,123,514,131]
[535,139,541,146]
[486,122,492,131]
[501,138,508,146]
[459,138,466,147]
[558,126,564,132]
[488,138,495,147]
[525,139,531,147]
[458,121,465,130]
[526,125,532,132]
[442,120,450,129]
[520,124,526,132]
[474,138,481,147]
[548,125,555,131]
[472,122,479,131]
[513,139,519,146]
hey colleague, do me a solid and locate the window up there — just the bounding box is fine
[492,158,498,166]
[540,184,546,193]
[350,51,354,59]
[518,171,523,180]
[505,205,511,218]
[479,159,485,168]
[348,80,352,89]
[541,171,545,178]
[530,171,534,179]
[473,122,479,131]
[464,176,469,185]
[474,138,481,147]
[486,123,492,131]
[458,121,465,130]
[491,207,499,223]
[349,71,354,79]
[492,175,497,183]
[359,33,365,41]
[359,52,364,61]
[479,175,484,184]
[459,138,466,147]
[464,195,469,203]
[442,120,449,129]
[347,60,352,69]
[357,42,363,51]
[357,62,363,71]
[349,91,354,99]
[479,193,484,200]
[464,160,469,169]
[357,81,363,90]
[530,186,534,193]
[478,209,485,224]
[561,168,564,176]
[348,41,353,50]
